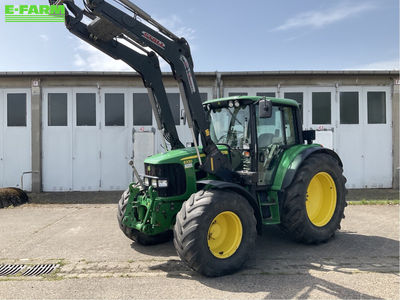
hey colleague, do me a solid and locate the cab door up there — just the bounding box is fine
[256,105,297,186]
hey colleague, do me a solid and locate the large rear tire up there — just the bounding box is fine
[280,153,347,244]
[174,189,257,277]
[117,189,172,246]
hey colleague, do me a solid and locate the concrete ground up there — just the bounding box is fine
[0,203,398,299]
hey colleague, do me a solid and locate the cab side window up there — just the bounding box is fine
[257,106,283,148]
[283,107,297,145]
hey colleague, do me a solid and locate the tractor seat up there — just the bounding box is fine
[258,133,274,148]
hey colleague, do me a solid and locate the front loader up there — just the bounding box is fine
[53,0,347,277]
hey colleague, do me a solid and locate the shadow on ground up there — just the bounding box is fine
[131,225,399,299]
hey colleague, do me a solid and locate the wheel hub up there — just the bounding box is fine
[306,172,337,227]
[207,211,243,259]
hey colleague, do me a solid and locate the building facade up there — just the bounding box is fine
[0,71,398,192]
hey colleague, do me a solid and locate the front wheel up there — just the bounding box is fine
[280,153,347,244]
[173,189,257,277]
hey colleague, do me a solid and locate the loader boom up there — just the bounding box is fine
[61,0,185,149]
[57,0,231,178]
[86,0,230,177]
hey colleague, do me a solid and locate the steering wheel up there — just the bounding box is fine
[217,134,228,143]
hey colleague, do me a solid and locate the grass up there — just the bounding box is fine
[348,199,399,205]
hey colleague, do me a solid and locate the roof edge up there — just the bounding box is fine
[0,70,398,77]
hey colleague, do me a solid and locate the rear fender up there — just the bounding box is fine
[281,147,343,190]
[197,180,263,234]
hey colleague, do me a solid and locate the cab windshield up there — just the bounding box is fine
[208,105,250,149]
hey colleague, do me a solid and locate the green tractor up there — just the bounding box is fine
[56,0,346,277]
[117,96,346,276]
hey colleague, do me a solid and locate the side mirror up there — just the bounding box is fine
[259,99,272,118]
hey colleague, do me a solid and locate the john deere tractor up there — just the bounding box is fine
[56,0,346,277]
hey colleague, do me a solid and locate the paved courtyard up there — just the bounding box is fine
[0,203,398,299]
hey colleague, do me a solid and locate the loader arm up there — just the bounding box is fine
[57,0,232,179]
[60,0,184,150]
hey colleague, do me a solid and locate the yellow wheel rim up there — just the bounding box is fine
[306,172,337,227]
[207,211,243,259]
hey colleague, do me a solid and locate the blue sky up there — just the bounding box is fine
[0,0,398,72]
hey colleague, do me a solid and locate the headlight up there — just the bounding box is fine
[151,179,158,188]
[145,177,168,188]
[158,179,168,188]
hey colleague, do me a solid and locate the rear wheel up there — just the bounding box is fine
[117,189,172,245]
[173,189,257,277]
[280,153,347,244]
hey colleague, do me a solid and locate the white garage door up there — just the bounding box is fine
[42,90,73,191]
[100,89,131,190]
[0,90,32,191]
[336,87,392,188]
[72,90,101,191]
[42,88,131,191]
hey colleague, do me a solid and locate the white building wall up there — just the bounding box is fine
[0,75,394,191]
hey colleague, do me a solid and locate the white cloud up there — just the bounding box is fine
[349,58,400,70]
[39,34,49,41]
[272,3,375,31]
[150,14,196,41]
[73,40,132,72]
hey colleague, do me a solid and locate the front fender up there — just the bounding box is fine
[197,180,262,234]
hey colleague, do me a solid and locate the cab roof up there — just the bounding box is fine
[203,95,299,107]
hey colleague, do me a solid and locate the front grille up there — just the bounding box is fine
[145,163,186,197]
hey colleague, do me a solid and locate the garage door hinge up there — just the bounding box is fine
[99,151,102,159]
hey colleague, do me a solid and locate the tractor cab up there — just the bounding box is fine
[204,96,302,186]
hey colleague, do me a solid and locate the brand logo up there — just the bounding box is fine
[142,31,165,49]
[180,55,196,94]
[4,5,65,22]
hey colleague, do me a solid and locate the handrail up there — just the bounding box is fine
[20,171,39,191]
